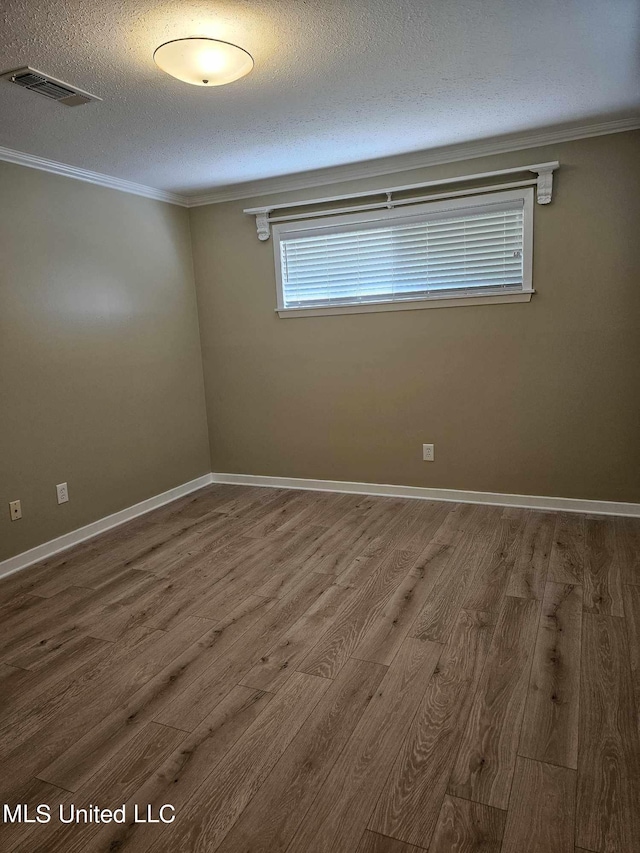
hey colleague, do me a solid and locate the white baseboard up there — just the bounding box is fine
[2,470,638,582]
[210,472,640,517]
[0,474,214,580]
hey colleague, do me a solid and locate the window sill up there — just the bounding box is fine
[276,290,534,318]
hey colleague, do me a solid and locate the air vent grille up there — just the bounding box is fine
[11,72,45,88]
[1,66,101,106]
[13,73,76,100]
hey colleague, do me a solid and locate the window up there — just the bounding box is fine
[273,188,533,317]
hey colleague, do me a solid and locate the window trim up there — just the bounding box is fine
[272,187,534,318]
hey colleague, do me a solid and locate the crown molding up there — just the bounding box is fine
[0,146,190,206]
[2,116,638,209]
[186,116,640,206]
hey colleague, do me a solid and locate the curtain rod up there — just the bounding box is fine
[244,161,559,241]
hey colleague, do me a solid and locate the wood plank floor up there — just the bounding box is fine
[1,484,639,853]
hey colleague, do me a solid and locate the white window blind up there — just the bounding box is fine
[274,190,533,315]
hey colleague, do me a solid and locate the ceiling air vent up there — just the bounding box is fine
[1,67,101,106]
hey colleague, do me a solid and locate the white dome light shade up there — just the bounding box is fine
[153,38,254,87]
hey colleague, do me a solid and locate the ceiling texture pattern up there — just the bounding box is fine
[0,0,638,195]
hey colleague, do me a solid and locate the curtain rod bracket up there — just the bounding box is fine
[531,165,554,204]
[256,211,271,241]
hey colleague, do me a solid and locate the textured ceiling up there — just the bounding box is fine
[0,0,638,195]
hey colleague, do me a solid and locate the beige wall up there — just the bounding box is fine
[2,130,638,565]
[0,162,210,562]
[190,130,640,503]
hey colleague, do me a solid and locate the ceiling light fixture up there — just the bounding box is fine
[153,38,254,87]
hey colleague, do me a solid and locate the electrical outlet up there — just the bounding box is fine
[9,500,22,521]
[422,443,435,462]
[56,482,69,504]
